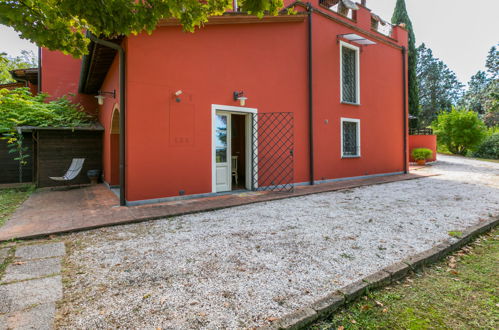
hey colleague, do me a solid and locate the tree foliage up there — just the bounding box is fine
[473,132,499,160]
[0,88,95,132]
[486,45,498,80]
[483,45,499,124]
[0,50,37,83]
[460,71,489,115]
[417,44,464,126]
[0,0,283,58]
[391,0,419,128]
[460,45,499,126]
[432,108,486,156]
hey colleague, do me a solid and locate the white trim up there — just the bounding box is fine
[339,40,361,105]
[340,117,361,158]
[212,104,257,114]
[110,103,120,135]
[214,112,232,192]
[211,104,257,193]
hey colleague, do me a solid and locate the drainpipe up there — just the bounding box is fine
[37,47,42,93]
[88,33,127,206]
[402,46,408,174]
[307,2,315,185]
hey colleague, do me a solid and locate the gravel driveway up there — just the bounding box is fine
[57,155,499,329]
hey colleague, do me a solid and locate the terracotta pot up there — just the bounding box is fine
[416,159,426,166]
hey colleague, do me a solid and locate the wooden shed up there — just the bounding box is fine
[0,132,34,184]
[19,125,103,187]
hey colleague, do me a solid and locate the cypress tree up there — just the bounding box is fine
[391,0,420,128]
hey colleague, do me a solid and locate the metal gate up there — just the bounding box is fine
[251,112,294,192]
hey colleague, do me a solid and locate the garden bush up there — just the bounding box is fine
[411,148,433,161]
[473,133,499,159]
[432,108,486,155]
[0,87,97,179]
[0,87,95,132]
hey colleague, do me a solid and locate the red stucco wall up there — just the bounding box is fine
[98,50,122,186]
[40,49,98,114]
[93,1,409,202]
[124,21,309,201]
[311,5,407,182]
[409,135,437,162]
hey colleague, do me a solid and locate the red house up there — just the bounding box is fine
[39,0,409,206]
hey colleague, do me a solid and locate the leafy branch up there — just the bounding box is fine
[0,0,284,58]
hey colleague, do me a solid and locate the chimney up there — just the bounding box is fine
[361,0,367,6]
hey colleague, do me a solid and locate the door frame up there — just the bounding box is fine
[211,104,257,193]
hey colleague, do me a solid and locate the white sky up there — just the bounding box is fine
[0,0,498,84]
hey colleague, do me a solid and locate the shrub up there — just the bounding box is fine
[473,133,499,159]
[432,108,487,155]
[0,87,95,132]
[411,148,433,161]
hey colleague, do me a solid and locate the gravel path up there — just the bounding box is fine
[57,155,499,329]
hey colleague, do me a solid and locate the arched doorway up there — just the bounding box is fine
[109,106,120,186]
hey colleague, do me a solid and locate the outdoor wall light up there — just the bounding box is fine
[233,91,248,106]
[95,90,116,106]
[174,90,183,102]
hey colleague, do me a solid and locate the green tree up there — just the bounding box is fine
[391,0,419,128]
[460,71,490,115]
[432,108,486,155]
[483,45,499,125]
[460,45,499,127]
[486,45,498,80]
[417,44,464,126]
[0,0,283,58]
[0,50,37,83]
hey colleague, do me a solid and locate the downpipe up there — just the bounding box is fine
[307,2,315,185]
[402,46,408,174]
[88,33,127,206]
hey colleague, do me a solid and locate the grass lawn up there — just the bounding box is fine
[0,185,34,227]
[310,228,499,329]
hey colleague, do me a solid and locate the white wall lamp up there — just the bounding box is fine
[233,91,248,106]
[174,90,183,102]
[95,90,116,105]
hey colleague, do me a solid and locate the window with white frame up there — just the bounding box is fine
[340,41,360,104]
[341,118,360,157]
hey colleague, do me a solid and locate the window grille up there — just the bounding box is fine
[342,121,359,156]
[252,112,294,192]
[342,46,357,103]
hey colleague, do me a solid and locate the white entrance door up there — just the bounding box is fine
[215,112,231,192]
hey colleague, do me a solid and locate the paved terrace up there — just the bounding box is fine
[0,171,431,241]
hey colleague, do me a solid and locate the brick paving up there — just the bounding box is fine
[0,172,433,241]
